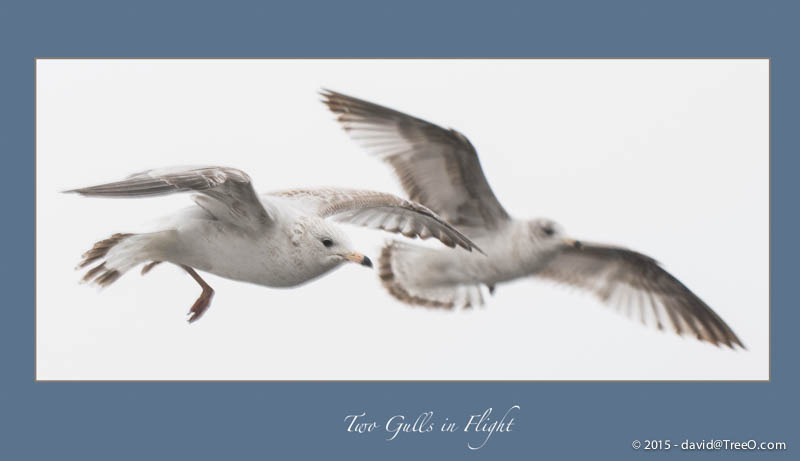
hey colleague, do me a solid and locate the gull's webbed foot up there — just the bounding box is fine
[180,265,215,323]
[188,287,214,323]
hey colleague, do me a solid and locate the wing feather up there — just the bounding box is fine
[66,166,272,229]
[536,242,744,349]
[321,89,510,230]
[268,188,483,254]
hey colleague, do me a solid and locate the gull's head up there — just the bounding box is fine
[529,218,583,250]
[296,218,372,270]
[529,218,564,239]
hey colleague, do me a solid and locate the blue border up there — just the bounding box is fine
[4,1,796,458]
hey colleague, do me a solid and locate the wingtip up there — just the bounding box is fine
[472,244,487,256]
[319,88,360,108]
[711,335,746,351]
[318,88,339,109]
[318,87,337,100]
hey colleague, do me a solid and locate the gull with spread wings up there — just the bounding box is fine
[66,166,481,322]
[321,89,744,349]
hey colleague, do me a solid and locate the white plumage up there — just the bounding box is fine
[67,166,481,322]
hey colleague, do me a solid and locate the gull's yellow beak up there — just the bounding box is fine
[344,252,373,268]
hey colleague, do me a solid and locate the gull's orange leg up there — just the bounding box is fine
[180,265,215,323]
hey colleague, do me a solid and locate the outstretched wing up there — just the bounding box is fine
[65,166,273,229]
[321,89,510,231]
[535,242,744,349]
[268,188,483,254]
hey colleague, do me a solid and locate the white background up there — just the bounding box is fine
[36,59,768,380]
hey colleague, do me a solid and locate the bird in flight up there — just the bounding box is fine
[321,89,744,349]
[66,166,481,322]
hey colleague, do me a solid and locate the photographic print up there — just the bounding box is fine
[36,59,768,381]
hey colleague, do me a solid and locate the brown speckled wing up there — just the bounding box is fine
[268,187,483,254]
[321,89,510,230]
[536,242,745,349]
[66,166,273,229]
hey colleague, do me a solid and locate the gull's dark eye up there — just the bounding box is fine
[321,238,334,248]
[542,224,555,236]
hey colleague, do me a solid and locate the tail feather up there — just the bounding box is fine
[78,233,158,287]
[378,241,484,309]
[78,233,133,269]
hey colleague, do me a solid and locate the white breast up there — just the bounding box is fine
[154,205,339,288]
